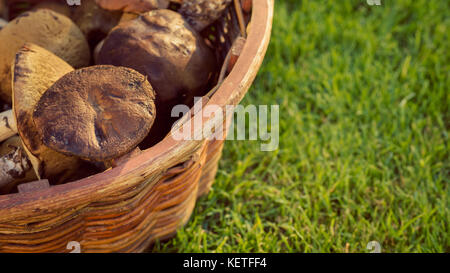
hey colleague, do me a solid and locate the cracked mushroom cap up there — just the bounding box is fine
[95,0,169,13]
[97,9,217,107]
[0,9,90,103]
[33,65,156,162]
[12,43,81,182]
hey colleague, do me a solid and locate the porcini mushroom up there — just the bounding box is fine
[11,43,82,182]
[95,0,169,14]
[98,9,216,108]
[0,135,37,193]
[98,9,216,147]
[71,0,122,49]
[33,65,156,164]
[0,9,90,102]
[179,0,232,32]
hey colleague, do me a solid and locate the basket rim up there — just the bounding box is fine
[0,0,274,220]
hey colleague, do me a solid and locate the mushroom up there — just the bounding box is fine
[0,108,16,141]
[97,9,216,147]
[179,0,232,32]
[71,0,122,49]
[10,43,82,183]
[0,135,37,193]
[6,0,70,19]
[91,10,141,63]
[33,1,72,17]
[95,0,169,14]
[0,9,90,103]
[33,65,156,166]
[98,9,216,108]
[0,136,24,156]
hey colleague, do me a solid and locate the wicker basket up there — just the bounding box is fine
[0,0,273,253]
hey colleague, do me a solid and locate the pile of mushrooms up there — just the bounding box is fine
[0,0,244,193]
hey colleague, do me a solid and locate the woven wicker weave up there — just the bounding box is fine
[0,0,273,253]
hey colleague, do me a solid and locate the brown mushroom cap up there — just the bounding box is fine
[97,9,217,107]
[95,0,169,13]
[0,9,90,103]
[71,0,122,49]
[12,43,81,181]
[33,65,156,161]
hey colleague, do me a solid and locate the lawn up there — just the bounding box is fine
[152,0,449,253]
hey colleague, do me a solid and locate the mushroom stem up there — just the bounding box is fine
[0,109,18,142]
[0,146,31,189]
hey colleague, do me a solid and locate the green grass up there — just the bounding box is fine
[152,0,449,253]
